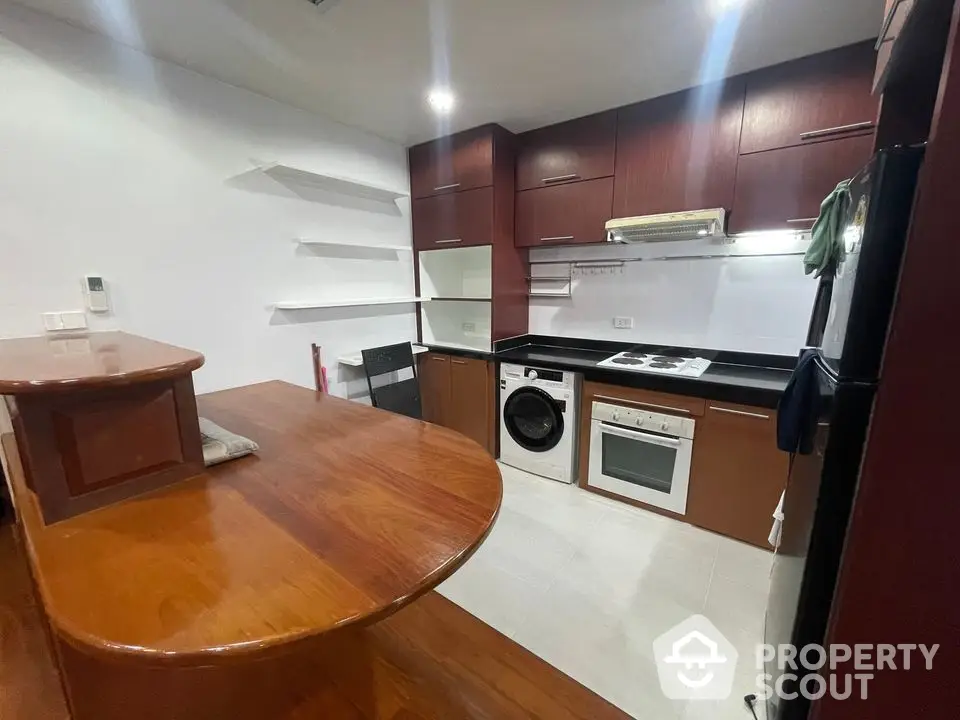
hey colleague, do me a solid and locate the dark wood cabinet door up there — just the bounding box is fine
[516,111,617,191]
[408,126,495,199]
[515,177,614,247]
[729,133,874,234]
[740,41,879,155]
[686,402,789,548]
[613,79,745,218]
[412,187,494,250]
[448,356,490,451]
[418,353,451,426]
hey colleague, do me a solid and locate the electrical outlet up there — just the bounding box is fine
[462,322,476,333]
[613,317,634,330]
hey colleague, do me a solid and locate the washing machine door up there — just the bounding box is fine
[502,386,565,453]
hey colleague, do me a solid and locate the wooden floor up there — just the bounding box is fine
[0,524,633,719]
[0,523,70,720]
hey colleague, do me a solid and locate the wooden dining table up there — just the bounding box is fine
[6,380,505,719]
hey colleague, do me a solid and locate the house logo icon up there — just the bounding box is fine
[653,615,739,700]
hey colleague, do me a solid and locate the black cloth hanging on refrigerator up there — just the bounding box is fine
[776,348,820,455]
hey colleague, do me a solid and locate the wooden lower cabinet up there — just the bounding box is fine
[418,352,494,453]
[686,401,789,548]
[578,382,788,549]
[420,353,452,426]
[449,356,492,452]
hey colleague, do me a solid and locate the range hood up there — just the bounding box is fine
[605,209,727,243]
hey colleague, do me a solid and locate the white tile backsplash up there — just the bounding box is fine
[529,235,818,356]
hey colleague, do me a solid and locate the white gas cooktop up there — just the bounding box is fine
[596,351,712,378]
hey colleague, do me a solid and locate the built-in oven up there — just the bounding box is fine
[587,400,695,515]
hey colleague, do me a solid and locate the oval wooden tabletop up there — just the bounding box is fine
[8,381,502,666]
[0,331,204,393]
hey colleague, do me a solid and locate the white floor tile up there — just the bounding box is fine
[714,538,775,591]
[440,463,771,719]
[704,572,769,642]
[477,506,579,588]
[437,552,551,640]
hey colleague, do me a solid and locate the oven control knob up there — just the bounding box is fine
[660,420,670,431]
[612,410,621,422]
[527,370,538,380]
[635,417,644,427]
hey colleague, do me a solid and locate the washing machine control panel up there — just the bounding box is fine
[526,367,562,383]
[501,364,576,390]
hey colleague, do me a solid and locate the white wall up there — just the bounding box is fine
[0,2,416,398]
[529,233,819,356]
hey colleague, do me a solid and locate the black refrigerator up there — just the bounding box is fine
[764,145,925,720]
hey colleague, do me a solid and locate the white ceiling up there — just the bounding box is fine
[11,0,884,145]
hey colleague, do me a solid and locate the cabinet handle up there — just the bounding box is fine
[434,183,461,191]
[593,394,691,415]
[787,218,819,224]
[540,236,576,243]
[451,359,468,365]
[709,405,771,420]
[430,356,447,362]
[434,239,463,245]
[799,121,875,140]
[542,174,580,184]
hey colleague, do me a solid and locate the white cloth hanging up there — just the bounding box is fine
[769,491,785,549]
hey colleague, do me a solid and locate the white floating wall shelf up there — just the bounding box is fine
[273,297,426,310]
[295,239,413,252]
[259,163,408,204]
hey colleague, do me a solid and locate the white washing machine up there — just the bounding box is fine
[499,363,579,484]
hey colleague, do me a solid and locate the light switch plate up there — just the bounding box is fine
[43,310,88,332]
[42,312,64,331]
[613,317,634,330]
[60,311,88,330]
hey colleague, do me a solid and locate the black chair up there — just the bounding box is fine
[361,343,422,419]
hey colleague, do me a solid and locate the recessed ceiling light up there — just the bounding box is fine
[710,0,749,15]
[427,88,456,114]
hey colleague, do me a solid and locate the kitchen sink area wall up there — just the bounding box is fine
[527,234,817,355]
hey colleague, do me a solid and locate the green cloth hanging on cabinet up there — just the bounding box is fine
[804,179,852,278]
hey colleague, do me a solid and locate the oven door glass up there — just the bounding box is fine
[601,430,678,495]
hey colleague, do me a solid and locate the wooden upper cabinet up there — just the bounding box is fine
[515,177,614,247]
[409,126,495,199]
[412,187,494,250]
[686,401,789,548]
[740,41,879,156]
[515,111,617,191]
[874,0,918,92]
[613,79,745,218]
[729,133,874,234]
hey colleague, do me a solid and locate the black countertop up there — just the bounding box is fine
[493,336,796,409]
